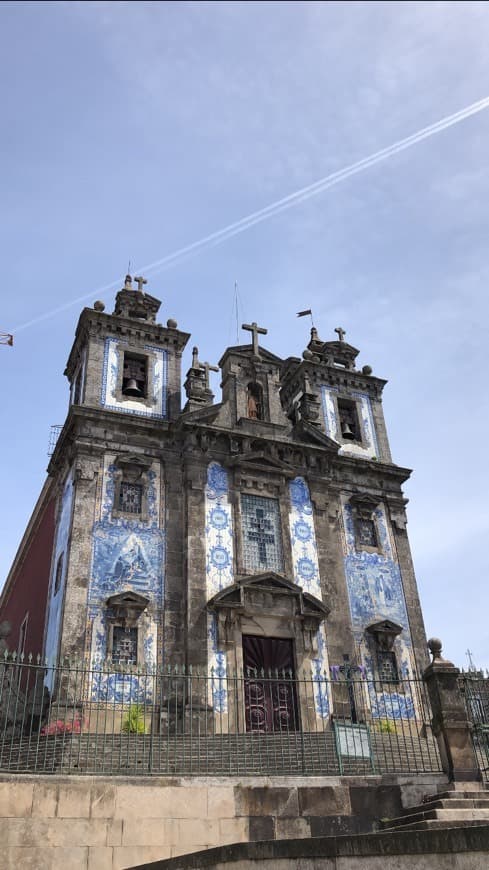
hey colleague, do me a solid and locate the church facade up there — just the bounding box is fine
[1,276,429,729]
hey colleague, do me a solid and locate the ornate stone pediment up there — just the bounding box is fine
[292,419,339,451]
[208,573,329,653]
[106,591,149,627]
[226,451,296,477]
[366,619,403,651]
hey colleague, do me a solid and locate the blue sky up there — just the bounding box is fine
[1,1,488,669]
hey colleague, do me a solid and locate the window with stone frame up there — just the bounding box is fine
[111,626,138,665]
[354,516,378,550]
[112,455,151,521]
[122,352,148,398]
[118,481,143,515]
[376,649,399,684]
[337,397,362,442]
[241,494,284,573]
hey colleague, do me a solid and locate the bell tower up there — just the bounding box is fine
[44,276,190,674]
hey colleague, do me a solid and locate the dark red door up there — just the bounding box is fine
[243,636,299,732]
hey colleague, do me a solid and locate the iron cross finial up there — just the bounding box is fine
[242,321,268,357]
[334,326,346,342]
[134,276,147,292]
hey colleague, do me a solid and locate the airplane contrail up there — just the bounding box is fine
[13,94,489,333]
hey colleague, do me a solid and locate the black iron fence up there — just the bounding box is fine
[460,669,489,781]
[0,652,442,776]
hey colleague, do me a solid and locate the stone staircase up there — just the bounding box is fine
[0,730,442,777]
[380,783,489,832]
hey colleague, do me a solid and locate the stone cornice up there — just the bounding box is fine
[65,307,190,379]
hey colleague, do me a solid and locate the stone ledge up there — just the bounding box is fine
[126,825,489,869]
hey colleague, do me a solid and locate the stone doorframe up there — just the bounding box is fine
[208,572,330,732]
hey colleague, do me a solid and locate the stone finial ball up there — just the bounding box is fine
[167,318,178,329]
[302,349,314,360]
[94,300,105,312]
[427,637,442,657]
[362,364,373,375]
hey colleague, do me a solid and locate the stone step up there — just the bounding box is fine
[410,797,489,814]
[382,819,489,832]
[423,789,488,802]
[380,806,489,830]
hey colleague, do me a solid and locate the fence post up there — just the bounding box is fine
[423,638,480,782]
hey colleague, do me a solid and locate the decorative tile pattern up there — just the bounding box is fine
[88,455,164,700]
[205,462,234,711]
[241,494,284,574]
[100,337,168,418]
[208,614,227,713]
[289,477,321,599]
[44,472,74,683]
[288,477,330,718]
[321,385,379,459]
[341,498,415,718]
[205,462,234,597]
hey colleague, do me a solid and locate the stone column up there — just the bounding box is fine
[423,638,480,782]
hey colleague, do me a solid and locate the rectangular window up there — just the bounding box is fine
[122,353,148,398]
[112,627,138,665]
[355,517,378,550]
[241,494,284,573]
[118,482,143,514]
[377,650,399,684]
[337,398,361,442]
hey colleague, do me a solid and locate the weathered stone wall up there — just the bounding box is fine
[0,773,447,870]
[130,827,489,870]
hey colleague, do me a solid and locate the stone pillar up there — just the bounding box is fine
[423,638,480,782]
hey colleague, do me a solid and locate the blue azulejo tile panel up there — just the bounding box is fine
[344,553,409,629]
[90,523,164,602]
[289,477,329,717]
[341,499,416,718]
[205,462,234,598]
[311,626,330,718]
[87,455,165,698]
[90,670,155,704]
[205,462,232,711]
[342,501,393,560]
[89,611,158,702]
[100,337,168,418]
[289,477,321,599]
[44,471,74,684]
[207,614,227,713]
[320,385,379,459]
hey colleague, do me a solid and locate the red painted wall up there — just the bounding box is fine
[0,496,56,656]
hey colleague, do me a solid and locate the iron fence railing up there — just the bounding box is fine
[0,652,442,776]
[460,670,489,781]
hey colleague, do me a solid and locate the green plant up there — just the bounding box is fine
[376,718,397,734]
[121,704,146,734]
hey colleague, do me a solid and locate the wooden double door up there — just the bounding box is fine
[243,635,299,733]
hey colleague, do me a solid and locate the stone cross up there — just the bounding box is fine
[242,321,268,357]
[202,361,219,391]
[334,327,346,342]
[134,276,147,292]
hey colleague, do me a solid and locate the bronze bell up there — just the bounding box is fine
[124,378,142,397]
[341,421,355,440]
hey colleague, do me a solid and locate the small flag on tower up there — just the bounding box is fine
[296,309,312,317]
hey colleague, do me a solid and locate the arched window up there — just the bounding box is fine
[247,382,263,420]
